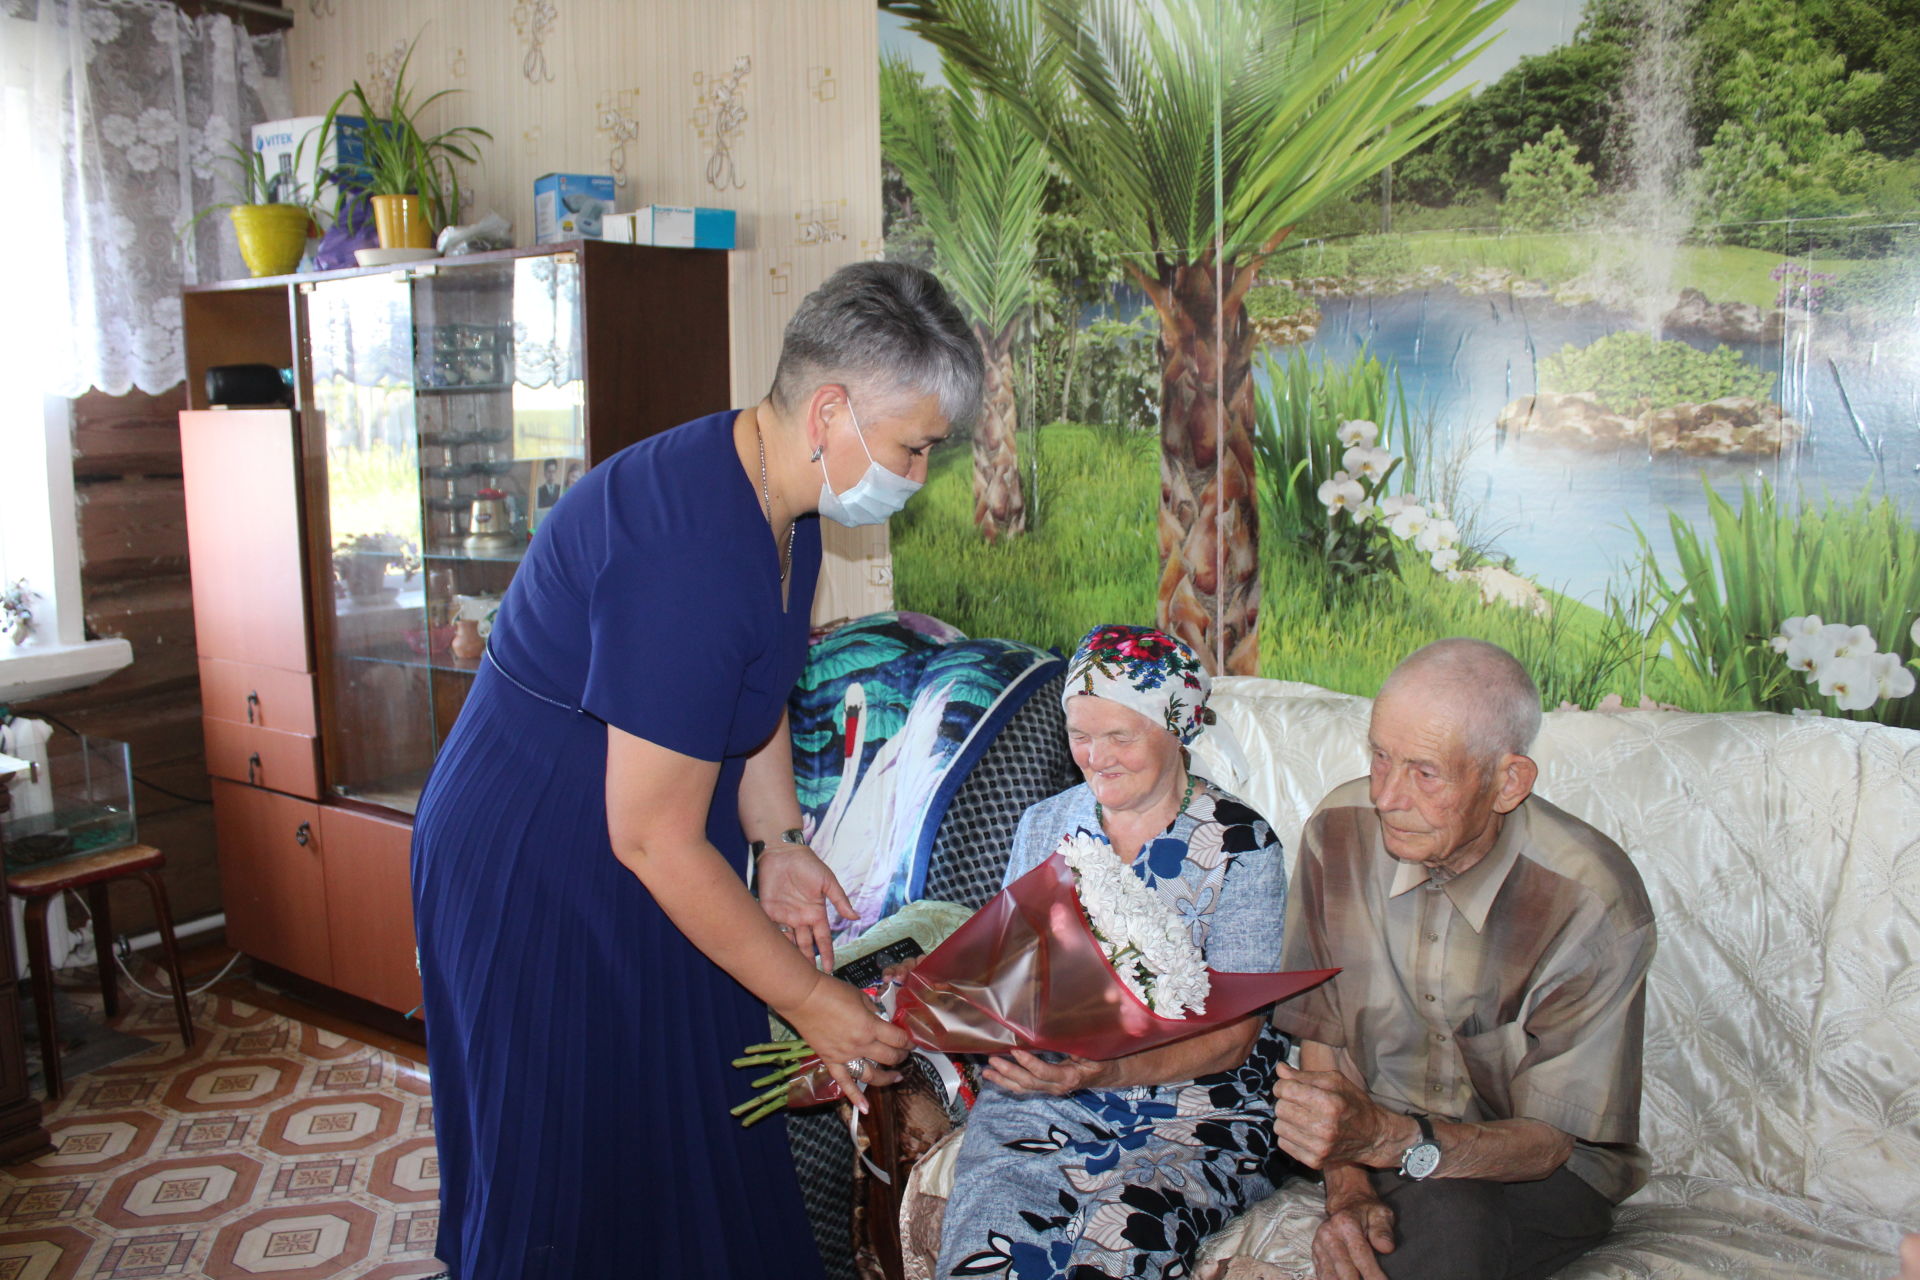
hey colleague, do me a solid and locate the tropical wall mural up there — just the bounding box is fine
[878,0,1920,729]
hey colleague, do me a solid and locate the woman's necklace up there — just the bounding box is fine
[755,419,794,582]
[1094,772,1196,832]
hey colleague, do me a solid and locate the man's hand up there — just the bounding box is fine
[756,845,854,972]
[1311,1192,1395,1280]
[1270,1061,1412,1169]
[982,1048,1111,1096]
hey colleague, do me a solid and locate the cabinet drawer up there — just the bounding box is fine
[203,718,322,801]
[212,779,331,985]
[199,658,317,736]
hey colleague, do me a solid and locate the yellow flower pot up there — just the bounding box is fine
[370,194,435,250]
[228,203,311,277]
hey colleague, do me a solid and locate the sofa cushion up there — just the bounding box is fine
[1192,1173,1906,1280]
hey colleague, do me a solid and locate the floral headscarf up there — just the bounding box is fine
[1061,624,1215,744]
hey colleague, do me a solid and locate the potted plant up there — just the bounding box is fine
[183,137,327,277]
[319,39,490,251]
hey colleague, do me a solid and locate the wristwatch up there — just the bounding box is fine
[747,828,809,860]
[1399,1113,1442,1180]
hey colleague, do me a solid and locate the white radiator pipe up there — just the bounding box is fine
[124,911,226,955]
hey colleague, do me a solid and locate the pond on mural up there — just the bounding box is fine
[1287,285,1920,607]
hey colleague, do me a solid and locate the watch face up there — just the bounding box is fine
[1402,1142,1442,1180]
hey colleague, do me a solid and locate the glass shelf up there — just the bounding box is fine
[307,251,586,814]
[416,383,515,396]
[341,639,484,676]
[424,542,528,564]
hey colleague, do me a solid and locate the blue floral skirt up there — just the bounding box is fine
[935,1023,1294,1280]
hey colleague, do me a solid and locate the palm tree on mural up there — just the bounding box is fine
[881,54,1047,541]
[891,0,1513,671]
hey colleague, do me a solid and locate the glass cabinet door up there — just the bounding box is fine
[306,252,586,815]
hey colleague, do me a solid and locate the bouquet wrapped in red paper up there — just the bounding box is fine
[732,834,1336,1124]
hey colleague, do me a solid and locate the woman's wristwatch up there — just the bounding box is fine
[748,827,810,860]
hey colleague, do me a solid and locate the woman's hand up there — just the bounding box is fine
[982,1048,1112,1096]
[757,845,855,971]
[776,972,911,1112]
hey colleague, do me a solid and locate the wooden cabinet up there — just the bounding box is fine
[181,241,730,1016]
[320,807,421,1014]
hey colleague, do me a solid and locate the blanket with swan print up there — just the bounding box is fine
[789,612,1062,942]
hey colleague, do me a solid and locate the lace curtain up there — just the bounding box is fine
[0,0,290,397]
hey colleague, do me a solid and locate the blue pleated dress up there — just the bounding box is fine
[411,410,825,1280]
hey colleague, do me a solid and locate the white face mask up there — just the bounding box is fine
[815,399,923,528]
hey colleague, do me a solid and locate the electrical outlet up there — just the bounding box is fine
[65,937,96,970]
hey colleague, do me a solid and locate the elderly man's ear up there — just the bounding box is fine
[1491,753,1540,816]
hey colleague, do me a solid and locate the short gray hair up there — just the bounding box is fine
[1377,637,1542,761]
[768,260,984,429]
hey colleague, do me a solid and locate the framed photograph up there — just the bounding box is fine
[527,457,565,531]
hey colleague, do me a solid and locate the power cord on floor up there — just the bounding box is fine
[112,943,244,1000]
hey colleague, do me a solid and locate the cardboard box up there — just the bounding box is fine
[604,204,737,250]
[251,115,367,201]
[534,173,617,242]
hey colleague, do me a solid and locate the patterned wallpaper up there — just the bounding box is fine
[284,0,893,622]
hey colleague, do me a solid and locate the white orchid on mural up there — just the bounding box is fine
[1342,445,1392,483]
[1317,471,1365,515]
[1337,419,1380,449]
[1388,504,1429,542]
[1430,546,1461,576]
[1817,656,1877,711]
[1773,616,1914,711]
[1871,652,1916,701]
[1823,622,1877,660]
[1772,614,1824,653]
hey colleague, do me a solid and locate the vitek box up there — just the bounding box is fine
[534,173,617,242]
[251,115,367,199]
[605,204,737,249]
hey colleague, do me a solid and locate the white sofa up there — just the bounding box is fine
[902,678,1920,1280]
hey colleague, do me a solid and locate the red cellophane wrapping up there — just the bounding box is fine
[788,851,1336,1108]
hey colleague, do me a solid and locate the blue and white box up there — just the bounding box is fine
[534,173,617,242]
[606,204,737,250]
[251,115,367,201]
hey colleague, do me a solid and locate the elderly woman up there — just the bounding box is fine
[932,624,1293,1280]
[412,261,981,1280]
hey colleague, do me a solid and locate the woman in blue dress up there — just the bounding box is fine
[411,261,983,1280]
[933,625,1294,1280]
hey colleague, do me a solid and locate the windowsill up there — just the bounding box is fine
[0,637,134,703]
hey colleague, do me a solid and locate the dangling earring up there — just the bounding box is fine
[810,446,823,462]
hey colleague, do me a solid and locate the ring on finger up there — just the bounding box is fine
[844,1056,875,1081]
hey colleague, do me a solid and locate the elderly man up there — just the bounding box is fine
[1268,638,1655,1280]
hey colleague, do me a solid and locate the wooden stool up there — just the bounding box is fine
[5,843,196,1099]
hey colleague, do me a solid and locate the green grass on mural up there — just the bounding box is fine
[890,422,1157,657]
[1256,539,1714,712]
[1379,231,1873,309]
[893,421,1712,710]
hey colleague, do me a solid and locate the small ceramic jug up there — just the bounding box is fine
[450,618,485,661]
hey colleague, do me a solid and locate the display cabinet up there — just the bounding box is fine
[180,241,730,1011]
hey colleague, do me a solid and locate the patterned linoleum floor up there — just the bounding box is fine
[0,975,445,1279]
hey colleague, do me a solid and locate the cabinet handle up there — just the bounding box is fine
[295,821,311,847]
[247,752,261,785]
[246,690,260,724]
